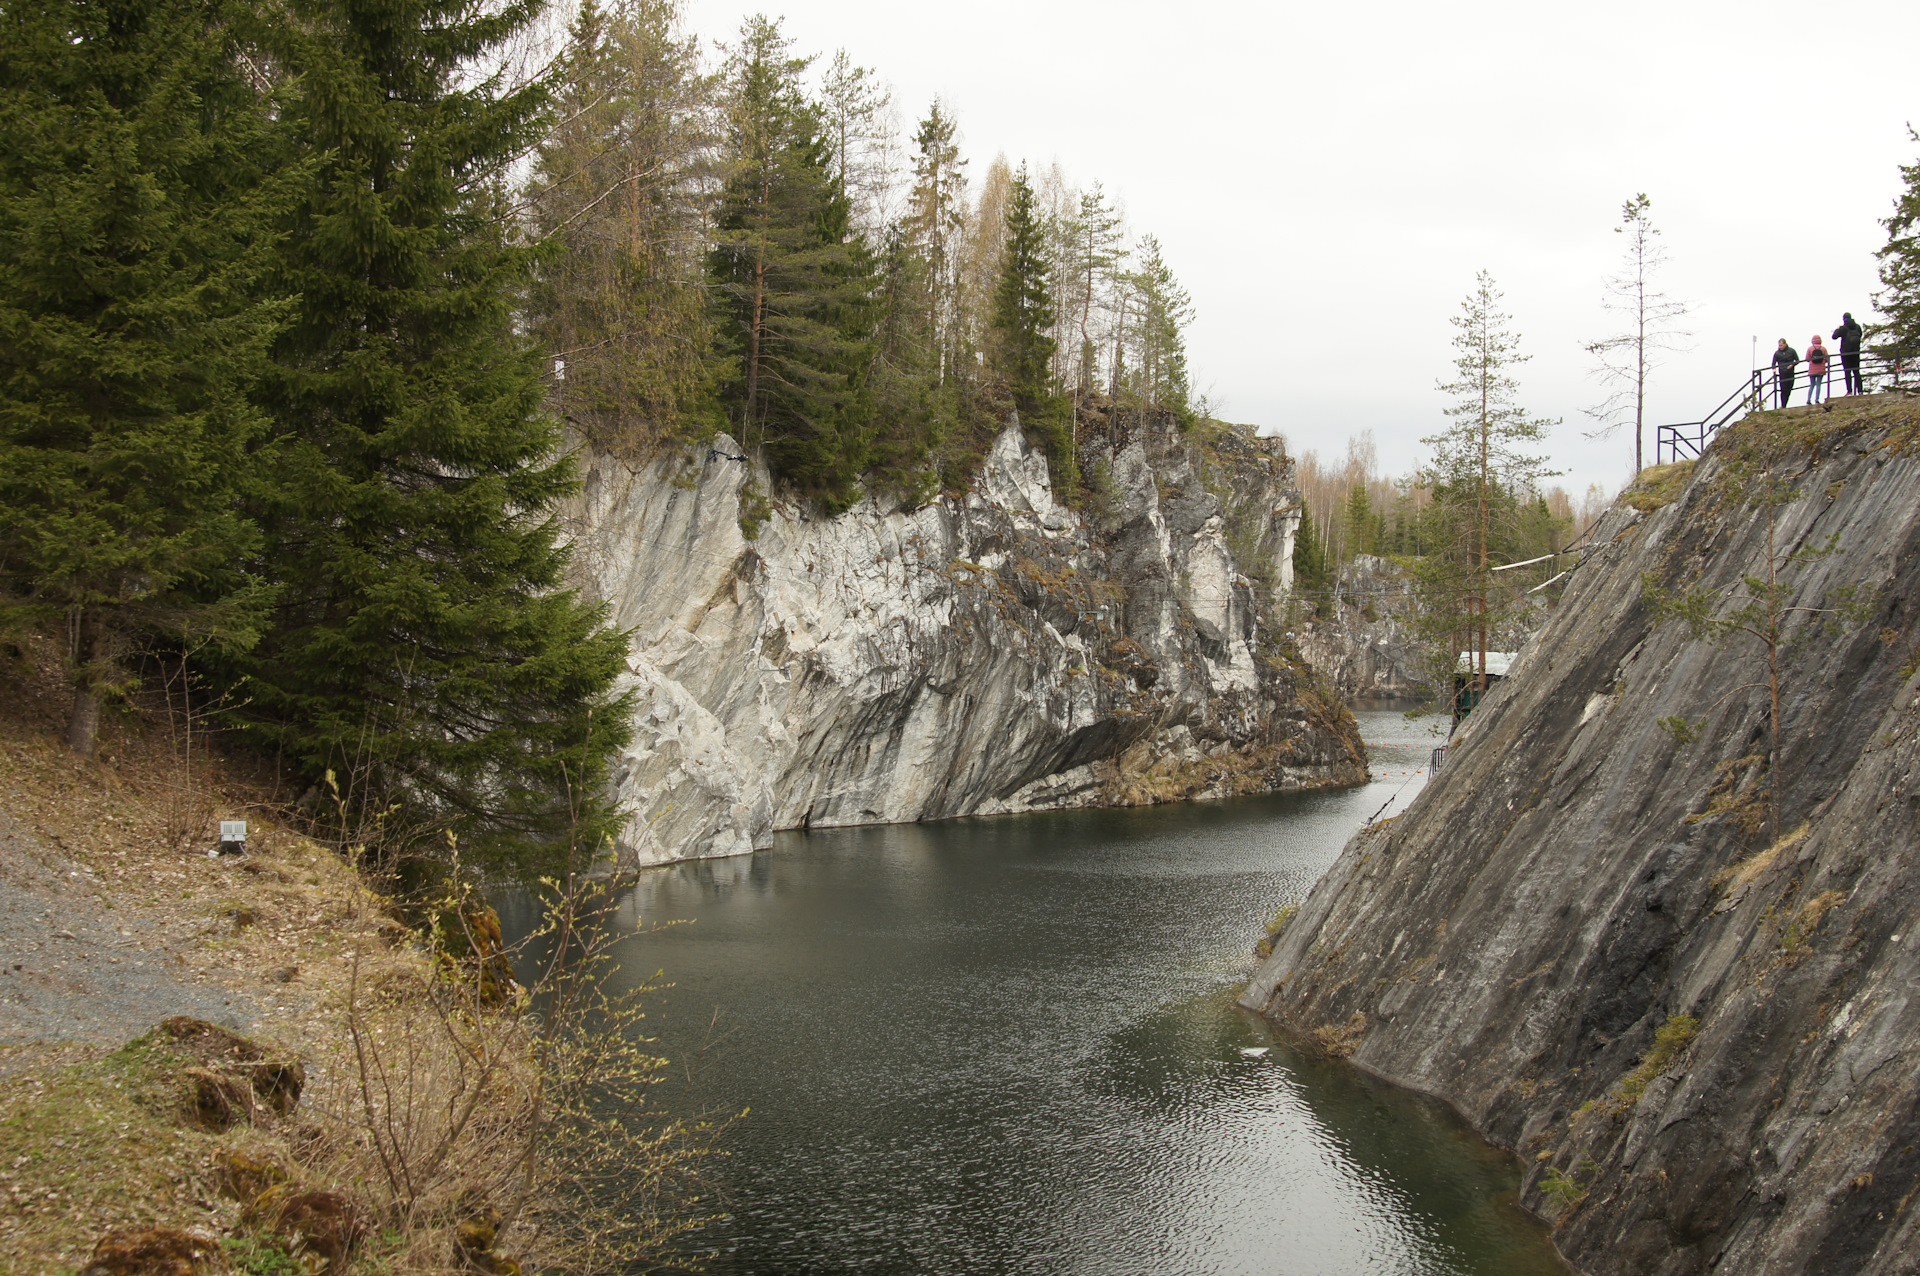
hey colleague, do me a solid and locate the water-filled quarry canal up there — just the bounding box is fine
[502,708,1567,1274]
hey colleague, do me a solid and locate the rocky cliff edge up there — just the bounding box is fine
[1240,398,1920,1275]
[565,416,1365,865]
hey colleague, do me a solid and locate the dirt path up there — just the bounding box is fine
[0,810,263,1071]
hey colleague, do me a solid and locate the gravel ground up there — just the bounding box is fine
[0,809,262,1074]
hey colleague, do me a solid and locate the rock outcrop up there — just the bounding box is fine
[1239,399,1920,1274]
[1295,554,1432,701]
[566,416,1365,865]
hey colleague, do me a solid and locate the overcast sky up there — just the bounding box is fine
[683,0,1919,499]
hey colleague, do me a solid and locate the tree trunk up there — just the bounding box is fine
[66,609,102,757]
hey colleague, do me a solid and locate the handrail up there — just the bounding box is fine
[1654,351,1916,466]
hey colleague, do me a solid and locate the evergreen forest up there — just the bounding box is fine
[0,0,1207,874]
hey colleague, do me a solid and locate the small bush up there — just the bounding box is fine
[737,477,772,540]
[1610,1013,1700,1112]
[1539,1164,1588,1208]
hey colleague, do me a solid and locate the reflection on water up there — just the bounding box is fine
[500,710,1563,1275]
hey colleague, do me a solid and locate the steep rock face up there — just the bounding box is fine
[1297,554,1432,701]
[1239,401,1920,1275]
[567,417,1364,865]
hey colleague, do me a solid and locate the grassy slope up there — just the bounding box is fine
[0,643,413,1273]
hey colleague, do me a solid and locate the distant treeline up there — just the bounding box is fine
[1289,431,1615,594]
[0,0,1201,873]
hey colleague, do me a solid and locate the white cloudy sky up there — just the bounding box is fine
[681,0,1918,499]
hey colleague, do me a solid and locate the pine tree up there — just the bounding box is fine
[0,0,285,756]
[526,0,718,453]
[1875,131,1920,360]
[990,164,1057,403]
[1066,182,1127,399]
[242,0,632,871]
[1422,271,1557,688]
[818,49,896,240]
[708,15,879,508]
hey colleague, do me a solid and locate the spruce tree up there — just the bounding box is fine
[1875,131,1920,360]
[990,164,1058,405]
[243,0,632,871]
[1293,504,1331,598]
[0,0,284,756]
[708,15,879,509]
[902,102,967,383]
[1342,484,1381,559]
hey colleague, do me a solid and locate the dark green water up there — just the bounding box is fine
[504,709,1565,1275]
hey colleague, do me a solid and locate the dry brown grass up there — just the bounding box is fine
[1313,1011,1368,1059]
[0,638,719,1274]
[1621,461,1696,512]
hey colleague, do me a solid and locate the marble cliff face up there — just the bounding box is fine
[564,416,1364,866]
[1242,400,1920,1275]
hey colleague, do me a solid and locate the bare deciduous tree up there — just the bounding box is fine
[1584,193,1692,476]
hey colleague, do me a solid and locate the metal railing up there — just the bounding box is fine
[1654,351,1915,466]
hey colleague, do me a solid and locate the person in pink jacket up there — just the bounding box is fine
[1806,335,1831,404]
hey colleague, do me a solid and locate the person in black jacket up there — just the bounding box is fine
[1772,338,1799,408]
[1834,312,1865,395]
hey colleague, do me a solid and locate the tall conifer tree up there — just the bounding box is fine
[1066,183,1127,400]
[0,0,285,756]
[902,102,967,384]
[1122,235,1193,416]
[708,15,878,509]
[244,0,631,869]
[990,164,1057,405]
[1876,132,1920,360]
[1292,503,1331,604]
[1422,271,1556,689]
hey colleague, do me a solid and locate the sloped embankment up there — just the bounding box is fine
[1240,399,1920,1274]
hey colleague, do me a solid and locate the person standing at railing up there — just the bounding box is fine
[1772,338,1799,407]
[1833,312,1865,394]
[1807,334,1831,404]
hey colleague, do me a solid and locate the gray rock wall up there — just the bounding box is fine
[565,417,1364,866]
[1296,554,1433,701]
[1239,399,1920,1274]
